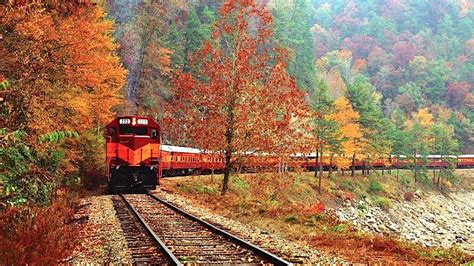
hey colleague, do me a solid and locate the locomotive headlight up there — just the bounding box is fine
[132,117,136,126]
[137,119,148,125]
[119,118,130,124]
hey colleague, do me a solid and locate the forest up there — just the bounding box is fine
[1,0,473,206]
[0,0,473,263]
[105,0,473,193]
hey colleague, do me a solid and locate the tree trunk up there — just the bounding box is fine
[351,154,356,177]
[413,150,417,183]
[319,147,324,180]
[318,146,323,194]
[222,149,232,195]
[221,103,235,195]
[314,148,319,177]
[388,155,392,175]
[328,154,334,179]
[437,173,441,188]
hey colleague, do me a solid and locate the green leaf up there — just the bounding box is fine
[52,132,59,143]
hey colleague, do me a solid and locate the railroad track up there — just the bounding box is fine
[112,196,175,264]
[116,193,291,265]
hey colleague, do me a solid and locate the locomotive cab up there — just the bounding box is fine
[105,116,161,193]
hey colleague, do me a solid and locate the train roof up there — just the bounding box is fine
[161,145,201,154]
[158,145,474,158]
[458,154,474,158]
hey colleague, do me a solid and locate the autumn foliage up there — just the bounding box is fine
[165,0,307,194]
[0,201,78,264]
[1,2,125,191]
[0,2,125,137]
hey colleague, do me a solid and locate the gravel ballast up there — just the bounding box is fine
[69,195,132,264]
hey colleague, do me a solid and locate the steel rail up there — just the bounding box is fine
[119,194,182,266]
[147,192,292,266]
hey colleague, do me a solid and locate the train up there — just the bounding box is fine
[106,116,474,192]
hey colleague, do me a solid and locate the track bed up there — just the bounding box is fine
[118,193,289,265]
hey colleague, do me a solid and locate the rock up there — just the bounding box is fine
[387,223,398,232]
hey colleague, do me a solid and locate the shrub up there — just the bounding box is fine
[342,191,356,201]
[328,224,347,233]
[403,191,414,202]
[399,174,410,187]
[284,214,298,223]
[0,201,79,264]
[357,202,368,211]
[339,180,355,192]
[1,139,66,207]
[78,131,105,190]
[232,178,249,190]
[195,184,219,194]
[367,179,383,194]
[373,196,391,209]
[310,202,325,214]
[309,213,327,223]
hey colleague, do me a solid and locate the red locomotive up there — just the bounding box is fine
[106,116,474,192]
[105,116,161,192]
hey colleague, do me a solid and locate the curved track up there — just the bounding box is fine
[118,193,291,265]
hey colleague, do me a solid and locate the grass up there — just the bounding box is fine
[339,179,355,192]
[372,196,392,209]
[367,178,383,194]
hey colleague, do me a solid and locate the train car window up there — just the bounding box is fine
[151,129,158,139]
[119,126,133,135]
[134,127,148,135]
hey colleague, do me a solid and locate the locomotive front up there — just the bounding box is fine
[105,116,161,192]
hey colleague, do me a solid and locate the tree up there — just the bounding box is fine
[166,6,216,73]
[165,0,306,195]
[104,0,186,114]
[392,41,418,68]
[445,82,471,109]
[309,80,334,192]
[0,2,125,140]
[426,59,452,104]
[272,0,316,92]
[430,123,459,188]
[346,78,391,175]
[397,82,425,112]
[0,2,125,204]
[325,97,363,178]
[404,108,435,183]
